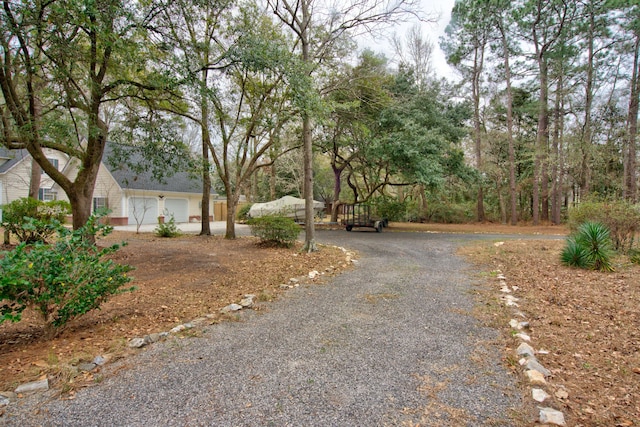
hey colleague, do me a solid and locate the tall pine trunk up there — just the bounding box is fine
[581,7,595,196]
[472,38,485,222]
[626,34,640,202]
[551,71,563,225]
[498,21,518,225]
[534,55,550,225]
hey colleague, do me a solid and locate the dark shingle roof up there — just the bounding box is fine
[103,143,214,195]
[0,147,29,174]
[0,144,212,196]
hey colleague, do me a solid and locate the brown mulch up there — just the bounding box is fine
[461,239,640,427]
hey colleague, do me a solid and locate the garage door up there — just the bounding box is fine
[128,197,158,225]
[164,198,189,223]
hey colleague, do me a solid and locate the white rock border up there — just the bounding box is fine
[495,265,567,427]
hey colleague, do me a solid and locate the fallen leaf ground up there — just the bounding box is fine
[2,222,639,427]
[460,238,640,427]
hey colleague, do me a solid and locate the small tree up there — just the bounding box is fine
[130,196,153,234]
[0,215,134,338]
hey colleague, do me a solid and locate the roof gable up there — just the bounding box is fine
[0,147,29,174]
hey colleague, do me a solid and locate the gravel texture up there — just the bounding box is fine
[3,229,522,426]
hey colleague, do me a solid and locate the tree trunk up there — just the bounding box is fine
[581,6,595,196]
[551,72,562,225]
[472,35,485,222]
[199,52,212,236]
[200,144,212,236]
[533,55,549,225]
[67,127,105,233]
[69,183,94,231]
[251,138,259,201]
[200,154,211,236]
[29,159,41,199]
[300,3,317,253]
[302,113,317,252]
[330,163,344,223]
[499,21,517,226]
[224,193,239,239]
[419,185,428,220]
[499,186,506,224]
[270,163,276,200]
[626,34,640,202]
[29,84,43,199]
[541,154,549,221]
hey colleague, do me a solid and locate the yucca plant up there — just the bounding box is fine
[560,238,589,269]
[576,222,614,272]
[561,222,614,272]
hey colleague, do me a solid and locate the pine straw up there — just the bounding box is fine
[461,239,640,427]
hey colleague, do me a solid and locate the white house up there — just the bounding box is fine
[0,145,216,225]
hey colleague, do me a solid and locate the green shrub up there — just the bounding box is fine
[237,204,252,222]
[629,248,640,265]
[561,222,614,272]
[247,215,300,247]
[425,201,475,223]
[568,198,640,252]
[372,197,407,222]
[155,214,181,237]
[0,215,134,338]
[1,198,71,243]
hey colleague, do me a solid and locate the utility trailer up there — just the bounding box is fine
[341,204,386,232]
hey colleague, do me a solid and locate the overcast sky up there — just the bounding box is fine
[358,0,457,78]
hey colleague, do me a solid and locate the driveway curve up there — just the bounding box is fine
[5,229,523,426]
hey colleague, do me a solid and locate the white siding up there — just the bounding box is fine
[92,164,123,216]
[1,157,32,203]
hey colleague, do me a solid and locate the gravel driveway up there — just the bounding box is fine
[4,229,522,426]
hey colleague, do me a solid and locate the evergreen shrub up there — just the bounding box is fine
[155,214,181,237]
[372,197,407,222]
[247,215,300,247]
[1,197,71,243]
[0,215,134,338]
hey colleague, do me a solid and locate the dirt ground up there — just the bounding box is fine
[1,222,639,427]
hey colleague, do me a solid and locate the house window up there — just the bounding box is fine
[93,197,108,212]
[41,158,59,175]
[38,188,57,201]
